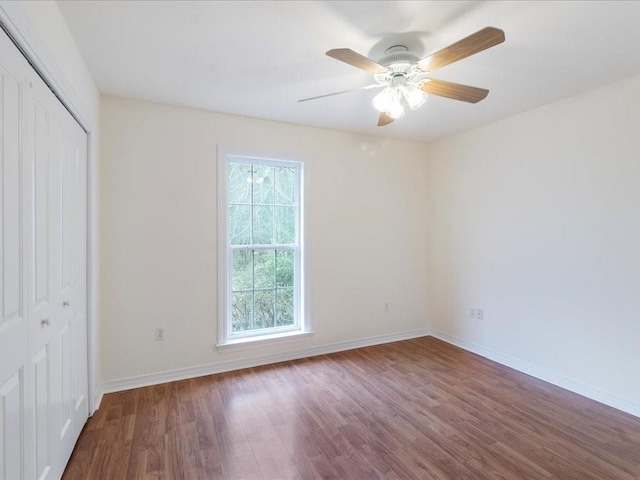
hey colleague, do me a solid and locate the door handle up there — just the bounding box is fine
[41,318,50,327]
[63,301,70,308]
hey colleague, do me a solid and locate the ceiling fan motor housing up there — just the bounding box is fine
[375,45,422,83]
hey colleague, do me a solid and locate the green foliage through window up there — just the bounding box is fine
[228,161,298,334]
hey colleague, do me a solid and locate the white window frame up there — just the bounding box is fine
[217,150,311,348]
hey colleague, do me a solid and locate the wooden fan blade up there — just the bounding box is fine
[298,84,383,103]
[377,112,394,127]
[417,27,505,73]
[421,79,489,103]
[326,48,389,74]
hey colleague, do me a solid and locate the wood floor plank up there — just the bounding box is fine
[63,337,640,479]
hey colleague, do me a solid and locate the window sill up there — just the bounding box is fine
[216,330,314,352]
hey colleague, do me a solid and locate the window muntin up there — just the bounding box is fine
[225,157,302,339]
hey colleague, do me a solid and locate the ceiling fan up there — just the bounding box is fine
[299,27,505,127]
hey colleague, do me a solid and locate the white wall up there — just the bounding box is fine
[0,0,101,411]
[427,73,640,415]
[100,95,430,385]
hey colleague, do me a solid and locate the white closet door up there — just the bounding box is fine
[51,98,88,475]
[0,29,32,480]
[27,67,58,480]
[0,26,89,480]
[70,118,88,445]
[24,53,89,480]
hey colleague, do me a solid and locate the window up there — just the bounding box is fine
[218,155,308,345]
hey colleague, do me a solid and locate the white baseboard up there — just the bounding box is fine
[430,329,640,419]
[99,328,430,396]
[92,385,104,415]
[98,327,640,419]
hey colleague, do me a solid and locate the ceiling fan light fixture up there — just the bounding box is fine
[402,84,427,110]
[387,101,405,119]
[372,87,395,113]
[373,86,405,118]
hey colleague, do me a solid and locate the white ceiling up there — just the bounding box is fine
[58,1,640,144]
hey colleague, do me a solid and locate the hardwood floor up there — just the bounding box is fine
[63,337,640,479]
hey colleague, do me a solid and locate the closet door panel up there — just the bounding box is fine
[29,86,56,344]
[0,38,30,480]
[55,109,87,468]
[33,100,50,308]
[55,109,73,465]
[72,125,88,425]
[59,111,75,305]
[26,77,60,480]
[59,321,72,442]
[1,62,22,323]
[33,345,51,480]
[0,371,23,480]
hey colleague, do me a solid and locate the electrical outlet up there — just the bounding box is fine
[155,327,165,341]
[477,309,483,321]
[470,308,476,319]
[384,301,390,312]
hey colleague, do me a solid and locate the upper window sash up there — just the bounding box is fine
[227,157,301,248]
